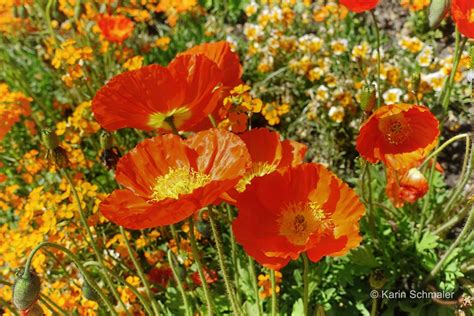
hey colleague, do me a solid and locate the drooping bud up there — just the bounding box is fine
[411,71,421,94]
[82,279,100,302]
[20,303,43,316]
[41,128,69,169]
[428,0,451,29]
[12,269,41,311]
[369,269,387,290]
[99,131,121,170]
[41,129,59,150]
[360,84,376,113]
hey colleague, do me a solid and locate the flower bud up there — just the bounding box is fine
[99,131,114,150]
[428,0,450,29]
[411,71,421,94]
[12,269,41,311]
[41,129,59,150]
[369,269,386,290]
[360,85,376,113]
[45,146,69,169]
[82,280,100,302]
[100,147,121,170]
[20,303,43,316]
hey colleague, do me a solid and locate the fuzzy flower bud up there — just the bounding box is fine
[82,280,100,302]
[41,128,69,169]
[12,269,41,311]
[369,269,387,290]
[360,85,376,113]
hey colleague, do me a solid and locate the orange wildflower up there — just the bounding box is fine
[451,0,474,38]
[100,129,250,229]
[232,163,365,270]
[356,104,439,171]
[97,14,134,43]
[0,84,32,140]
[178,41,243,129]
[221,128,307,204]
[386,167,429,208]
[92,55,223,132]
[339,0,379,13]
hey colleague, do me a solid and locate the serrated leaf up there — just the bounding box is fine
[416,232,439,252]
[291,298,304,316]
[349,246,379,268]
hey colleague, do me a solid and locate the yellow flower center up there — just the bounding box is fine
[278,201,330,246]
[378,113,411,145]
[236,162,277,192]
[148,107,191,130]
[151,167,211,202]
[469,9,474,23]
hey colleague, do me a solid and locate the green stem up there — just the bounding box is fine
[62,170,129,315]
[370,10,382,107]
[23,242,117,314]
[120,226,161,315]
[226,205,241,305]
[270,270,278,316]
[84,261,154,316]
[302,254,310,316]
[167,250,192,316]
[440,29,467,110]
[425,205,474,283]
[419,134,470,169]
[370,297,378,316]
[248,257,263,316]
[433,204,470,236]
[417,155,438,238]
[208,209,242,315]
[187,218,215,315]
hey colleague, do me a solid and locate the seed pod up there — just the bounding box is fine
[12,269,41,311]
[428,0,451,29]
[369,269,387,290]
[360,85,376,114]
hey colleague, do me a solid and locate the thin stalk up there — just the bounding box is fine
[370,11,382,107]
[433,204,470,236]
[168,250,192,316]
[84,261,154,316]
[370,297,378,316]
[187,218,215,315]
[208,210,242,315]
[248,257,263,316]
[226,205,241,304]
[270,270,278,316]
[419,134,470,169]
[302,254,310,316]
[23,242,117,314]
[425,205,474,283]
[440,29,467,110]
[417,155,438,238]
[120,226,161,315]
[62,170,128,315]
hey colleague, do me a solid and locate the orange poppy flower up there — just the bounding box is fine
[178,41,243,129]
[100,129,250,229]
[97,14,134,43]
[92,55,223,132]
[356,104,439,171]
[451,0,474,38]
[232,163,365,270]
[220,128,307,204]
[339,0,380,13]
[385,167,429,208]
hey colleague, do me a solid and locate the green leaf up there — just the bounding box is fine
[349,246,379,268]
[416,232,439,252]
[291,298,304,316]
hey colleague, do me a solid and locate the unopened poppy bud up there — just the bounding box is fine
[100,147,121,170]
[411,72,421,93]
[100,131,114,150]
[369,269,386,290]
[41,129,59,150]
[12,269,41,311]
[82,280,100,302]
[20,302,43,316]
[360,85,376,113]
[196,220,211,238]
[46,146,69,169]
[428,0,450,29]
